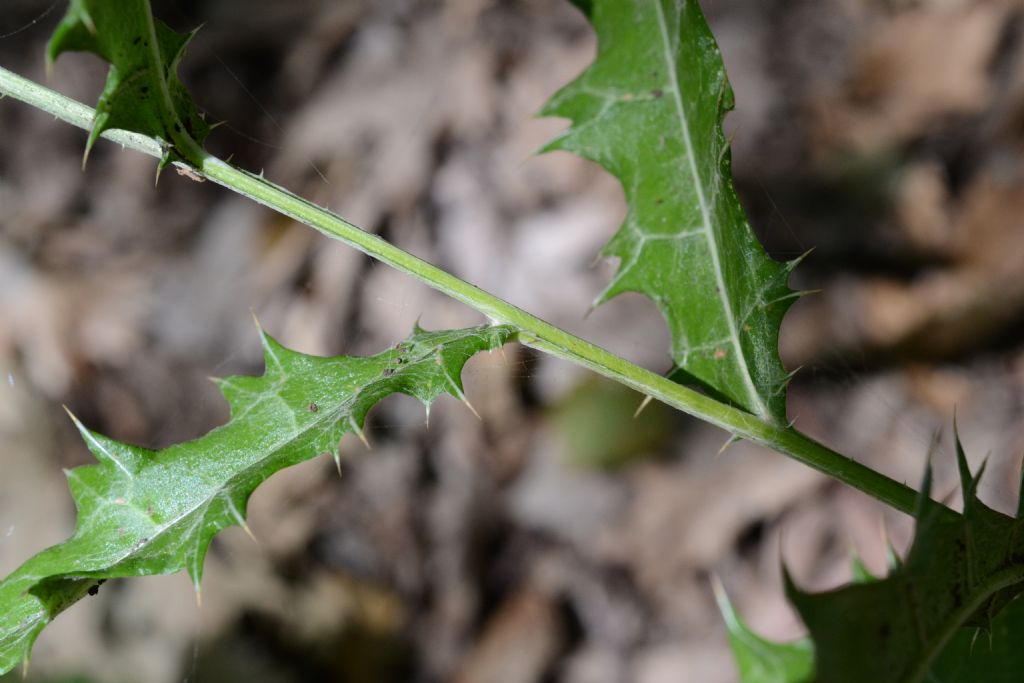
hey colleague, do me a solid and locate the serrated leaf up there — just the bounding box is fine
[0,323,514,675]
[725,607,1024,683]
[714,579,814,683]
[47,0,209,167]
[541,0,797,424]
[785,430,1024,683]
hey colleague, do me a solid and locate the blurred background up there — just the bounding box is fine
[3,0,1024,680]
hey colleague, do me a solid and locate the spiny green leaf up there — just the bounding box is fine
[0,323,514,675]
[714,578,814,683]
[785,430,1024,683]
[47,0,209,168]
[928,594,1024,682]
[722,507,1024,683]
[541,0,797,424]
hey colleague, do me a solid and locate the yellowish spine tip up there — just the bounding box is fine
[349,417,371,450]
[239,520,258,545]
[709,573,727,606]
[633,395,653,419]
[62,404,85,431]
[194,585,203,609]
[716,435,739,457]
[462,397,481,420]
[332,452,343,478]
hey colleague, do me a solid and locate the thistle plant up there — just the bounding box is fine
[1,1,1022,680]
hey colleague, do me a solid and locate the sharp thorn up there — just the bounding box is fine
[62,404,84,429]
[239,520,258,545]
[633,395,653,419]
[332,452,342,477]
[717,434,741,457]
[709,574,738,627]
[349,417,371,450]
[462,396,481,420]
[709,573,726,603]
[969,628,982,657]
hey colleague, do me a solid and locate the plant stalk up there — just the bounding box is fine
[0,64,925,517]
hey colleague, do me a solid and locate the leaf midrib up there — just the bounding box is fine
[40,393,346,590]
[651,0,767,421]
[139,8,204,163]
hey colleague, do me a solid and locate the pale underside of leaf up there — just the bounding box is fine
[0,324,514,674]
[542,0,796,423]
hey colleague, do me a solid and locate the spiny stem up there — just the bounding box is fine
[0,64,925,517]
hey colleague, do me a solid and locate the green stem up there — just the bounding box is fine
[0,64,924,517]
